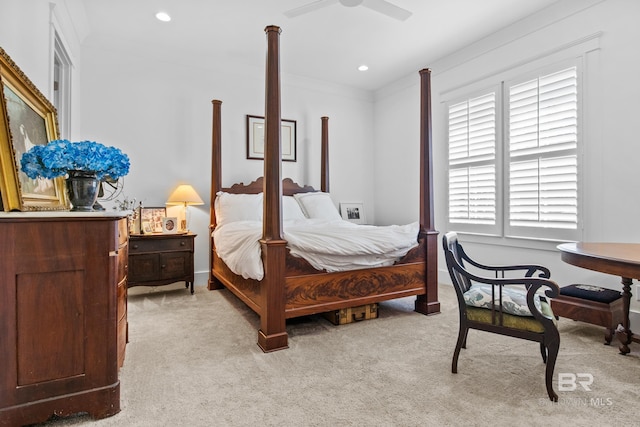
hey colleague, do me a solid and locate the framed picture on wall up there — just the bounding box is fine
[340,202,366,225]
[0,47,68,211]
[246,115,296,162]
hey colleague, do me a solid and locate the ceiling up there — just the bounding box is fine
[78,0,562,91]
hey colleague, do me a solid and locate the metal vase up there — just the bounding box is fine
[66,170,99,212]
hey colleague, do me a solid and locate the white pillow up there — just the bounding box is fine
[293,192,341,220]
[283,196,306,221]
[214,192,263,226]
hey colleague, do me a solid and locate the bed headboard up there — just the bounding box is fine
[222,177,316,196]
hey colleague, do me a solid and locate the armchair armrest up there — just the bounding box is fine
[457,244,550,279]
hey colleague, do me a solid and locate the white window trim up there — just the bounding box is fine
[442,35,600,248]
[50,8,74,139]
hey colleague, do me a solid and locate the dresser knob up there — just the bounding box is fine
[180,241,186,246]
[133,244,139,249]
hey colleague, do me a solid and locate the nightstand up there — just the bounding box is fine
[128,233,196,294]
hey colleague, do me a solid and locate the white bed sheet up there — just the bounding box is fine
[213,219,420,280]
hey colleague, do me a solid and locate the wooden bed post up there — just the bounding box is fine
[415,68,440,315]
[258,25,288,352]
[321,116,329,193]
[209,99,223,290]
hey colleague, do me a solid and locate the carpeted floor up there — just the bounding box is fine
[34,283,639,426]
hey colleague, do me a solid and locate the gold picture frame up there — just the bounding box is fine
[0,47,68,211]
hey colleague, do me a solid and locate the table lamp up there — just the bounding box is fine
[166,184,204,232]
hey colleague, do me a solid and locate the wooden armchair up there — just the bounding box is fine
[442,232,561,402]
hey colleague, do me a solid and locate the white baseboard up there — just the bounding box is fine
[630,309,640,332]
[195,270,209,288]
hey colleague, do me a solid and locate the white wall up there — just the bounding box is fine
[0,0,86,137]
[373,0,640,327]
[0,0,51,96]
[77,46,375,285]
[2,0,640,329]
[0,0,376,286]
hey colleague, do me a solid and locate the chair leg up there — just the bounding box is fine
[604,328,614,345]
[452,325,467,374]
[545,338,560,402]
[539,342,547,363]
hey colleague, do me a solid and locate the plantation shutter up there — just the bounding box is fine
[448,93,496,225]
[508,67,578,231]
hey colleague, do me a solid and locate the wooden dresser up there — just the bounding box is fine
[0,213,128,426]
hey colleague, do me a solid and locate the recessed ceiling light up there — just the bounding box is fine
[358,65,369,71]
[155,11,171,22]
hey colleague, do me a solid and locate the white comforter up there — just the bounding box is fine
[213,219,420,280]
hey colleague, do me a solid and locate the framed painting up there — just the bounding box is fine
[140,207,166,233]
[340,202,366,225]
[246,114,296,162]
[0,47,68,211]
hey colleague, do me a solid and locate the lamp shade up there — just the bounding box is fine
[166,184,204,205]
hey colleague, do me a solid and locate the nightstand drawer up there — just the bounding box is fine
[129,236,194,253]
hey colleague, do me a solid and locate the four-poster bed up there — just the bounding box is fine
[208,25,439,352]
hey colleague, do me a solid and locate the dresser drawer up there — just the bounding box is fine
[117,245,128,282]
[117,278,127,321]
[118,218,129,246]
[117,314,127,368]
[129,236,193,253]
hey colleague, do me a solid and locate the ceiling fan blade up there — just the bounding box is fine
[284,0,339,18]
[362,0,412,21]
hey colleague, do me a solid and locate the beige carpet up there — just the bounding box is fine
[36,283,639,426]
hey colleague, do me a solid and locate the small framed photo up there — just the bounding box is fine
[140,207,166,233]
[141,220,153,234]
[162,217,178,234]
[246,114,296,162]
[340,202,366,225]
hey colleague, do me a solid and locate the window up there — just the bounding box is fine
[506,67,578,240]
[53,31,72,139]
[448,92,497,227]
[447,63,581,241]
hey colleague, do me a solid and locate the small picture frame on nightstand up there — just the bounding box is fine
[140,207,166,233]
[141,220,153,234]
[162,217,178,234]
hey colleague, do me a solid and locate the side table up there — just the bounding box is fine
[128,233,196,294]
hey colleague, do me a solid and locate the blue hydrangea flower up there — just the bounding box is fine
[20,139,130,180]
